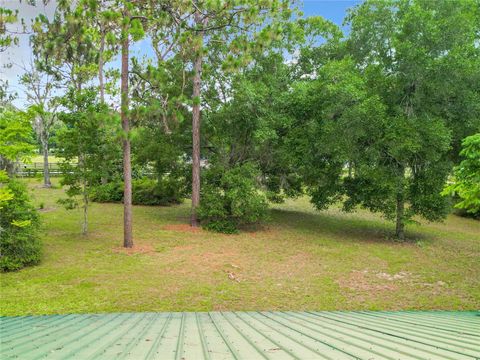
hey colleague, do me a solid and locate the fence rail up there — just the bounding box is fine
[17,162,75,177]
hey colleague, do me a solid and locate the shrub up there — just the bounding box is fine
[133,178,183,206]
[0,173,41,272]
[91,177,184,206]
[443,134,480,218]
[132,178,162,205]
[198,164,268,233]
[91,181,124,203]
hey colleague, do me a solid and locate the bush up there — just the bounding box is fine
[133,178,183,206]
[91,181,124,203]
[198,164,268,233]
[443,134,480,218]
[91,177,184,206]
[0,174,41,272]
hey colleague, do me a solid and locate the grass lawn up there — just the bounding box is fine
[1,179,479,316]
[29,155,76,163]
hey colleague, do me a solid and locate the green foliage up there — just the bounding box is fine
[341,0,480,233]
[346,0,480,163]
[279,0,480,238]
[0,7,19,52]
[198,164,268,233]
[6,0,478,243]
[56,89,121,233]
[90,181,124,203]
[0,172,41,272]
[204,52,303,203]
[91,178,184,206]
[287,53,452,237]
[131,114,190,196]
[0,107,36,173]
[133,178,183,206]
[443,134,480,217]
[31,1,100,89]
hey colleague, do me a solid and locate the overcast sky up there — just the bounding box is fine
[1,0,361,108]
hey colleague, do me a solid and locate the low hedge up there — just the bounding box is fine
[91,178,183,206]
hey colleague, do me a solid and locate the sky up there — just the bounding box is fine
[0,0,362,108]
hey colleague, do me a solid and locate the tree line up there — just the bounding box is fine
[1,0,479,270]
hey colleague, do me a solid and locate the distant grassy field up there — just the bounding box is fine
[1,179,479,316]
[29,155,76,163]
[30,155,63,163]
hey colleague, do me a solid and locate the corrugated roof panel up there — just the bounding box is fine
[1,311,479,359]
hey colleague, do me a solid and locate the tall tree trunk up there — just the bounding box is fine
[395,166,406,240]
[121,23,133,248]
[98,28,108,186]
[79,154,88,235]
[42,134,51,188]
[98,29,105,103]
[395,192,405,240]
[190,11,204,227]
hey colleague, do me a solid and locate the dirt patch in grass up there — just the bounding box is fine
[172,244,196,251]
[38,207,57,213]
[337,269,450,296]
[112,244,155,255]
[163,224,203,233]
[165,247,244,274]
[337,270,400,292]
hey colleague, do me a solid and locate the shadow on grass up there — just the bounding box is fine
[269,208,430,245]
[136,200,431,245]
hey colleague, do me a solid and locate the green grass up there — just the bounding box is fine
[29,155,76,163]
[1,179,479,316]
[30,155,62,163]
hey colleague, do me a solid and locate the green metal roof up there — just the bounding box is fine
[1,311,479,359]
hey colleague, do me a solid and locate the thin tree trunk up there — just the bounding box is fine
[121,23,133,248]
[190,11,204,227]
[42,133,51,188]
[99,29,105,103]
[82,182,88,235]
[395,193,405,240]
[395,166,406,240]
[99,29,108,186]
[80,156,88,235]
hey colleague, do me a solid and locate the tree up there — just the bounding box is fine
[203,51,304,204]
[0,11,41,271]
[32,0,147,246]
[288,55,452,239]
[163,0,293,227]
[57,89,119,235]
[20,60,60,188]
[189,7,204,227]
[292,0,480,239]
[0,107,36,177]
[443,134,480,218]
[120,4,133,247]
[117,1,147,248]
[93,1,122,104]
[198,163,268,233]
